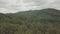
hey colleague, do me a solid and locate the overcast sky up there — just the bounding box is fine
[0,0,60,13]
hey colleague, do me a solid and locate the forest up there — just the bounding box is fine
[0,8,60,34]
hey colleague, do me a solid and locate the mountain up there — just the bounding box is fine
[7,8,60,24]
[0,8,60,34]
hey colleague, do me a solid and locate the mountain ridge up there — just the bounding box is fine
[5,8,60,24]
[0,8,60,23]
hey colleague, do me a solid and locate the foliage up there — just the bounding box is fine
[0,8,60,34]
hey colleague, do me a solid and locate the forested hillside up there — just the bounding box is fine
[0,8,60,34]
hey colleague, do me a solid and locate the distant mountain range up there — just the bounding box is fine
[0,8,60,23]
[0,8,60,24]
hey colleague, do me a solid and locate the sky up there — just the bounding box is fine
[0,0,60,13]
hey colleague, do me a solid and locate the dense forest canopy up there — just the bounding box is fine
[0,8,60,34]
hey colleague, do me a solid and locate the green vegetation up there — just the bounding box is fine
[0,8,60,34]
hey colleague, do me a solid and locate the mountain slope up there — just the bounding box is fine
[0,8,60,34]
[7,8,60,24]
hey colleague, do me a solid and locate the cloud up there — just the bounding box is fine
[0,0,60,13]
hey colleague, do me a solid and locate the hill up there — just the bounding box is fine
[7,8,60,24]
[0,8,60,34]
